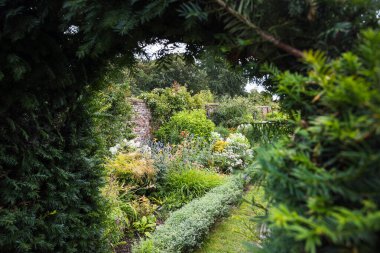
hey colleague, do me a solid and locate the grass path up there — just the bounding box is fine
[195,187,265,253]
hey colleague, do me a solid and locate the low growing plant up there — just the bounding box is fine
[156,168,226,211]
[133,177,245,253]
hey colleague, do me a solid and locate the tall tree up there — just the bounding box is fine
[130,53,248,96]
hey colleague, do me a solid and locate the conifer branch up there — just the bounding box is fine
[213,0,305,59]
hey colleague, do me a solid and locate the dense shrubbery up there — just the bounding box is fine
[156,109,215,143]
[90,83,134,150]
[150,132,253,176]
[133,177,245,253]
[101,132,249,249]
[237,121,294,145]
[140,85,213,129]
[129,54,248,96]
[212,96,256,127]
[252,30,380,253]
[212,133,253,173]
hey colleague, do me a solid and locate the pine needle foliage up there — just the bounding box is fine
[252,30,380,253]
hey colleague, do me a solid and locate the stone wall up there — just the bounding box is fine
[129,98,152,142]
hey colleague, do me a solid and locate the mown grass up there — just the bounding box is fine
[195,186,265,253]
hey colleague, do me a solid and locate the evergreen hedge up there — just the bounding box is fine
[133,177,245,253]
[252,30,380,253]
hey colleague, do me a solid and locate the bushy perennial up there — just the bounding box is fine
[212,133,253,173]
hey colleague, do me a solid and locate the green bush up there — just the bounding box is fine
[140,86,213,129]
[90,83,133,150]
[133,177,245,253]
[156,109,215,143]
[212,96,256,127]
[237,121,294,145]
[252,30,380,253]
[157,169,226,210]
[214,126,231,138]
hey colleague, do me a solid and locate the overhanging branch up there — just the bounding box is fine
[213,0,305,59]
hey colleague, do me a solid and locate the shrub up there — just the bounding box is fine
[140,85,213,129]
[90,82,134,151]
[214,125,231,138]
[212,140,228,152]
[237,121,294,145]
[105,152,156,188]
[212,96,256,127]
[133,177,245,253]
[193,90,214,108]
[252,30,380,253]
[156,109,215,143]
[101,176,136,248]
[212,133,253,173]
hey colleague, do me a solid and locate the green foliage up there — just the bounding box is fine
[157,169,226,210]
[165,169,225,195]
[178,0,379,90]
[196,187,266,253]
[105,152,156,189]
[1,0,378,251]
[102,149,159,245]
[252,30,380,253]
[133,177,245,253]
[101,175,136,248]
[214,126,231,138]
[133,215,157,237]
[140,85,213,129]
[212,133,253,173]
[129,53,248,96]
[90,82,133,150]
[156,109,215,143]
[238,121,294,145]
[212,97,256,127]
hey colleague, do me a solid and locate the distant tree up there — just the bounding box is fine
[130,53,247,96]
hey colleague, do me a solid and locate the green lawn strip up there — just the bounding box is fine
[195,186,265,253]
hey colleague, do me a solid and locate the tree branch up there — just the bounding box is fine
[213,0,305,59]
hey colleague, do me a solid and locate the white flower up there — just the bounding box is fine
[210,131,222,141]
[109,146,118,155]
[127,139,141,148]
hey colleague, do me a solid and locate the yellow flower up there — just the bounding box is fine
[213,140,228,152]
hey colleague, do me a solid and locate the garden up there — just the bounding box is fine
[101,84,278,252]
[1,1,380,253]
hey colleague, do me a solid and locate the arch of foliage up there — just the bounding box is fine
[0,0,379,252]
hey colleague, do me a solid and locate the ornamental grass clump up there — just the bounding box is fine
[105,152,156,187]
